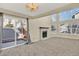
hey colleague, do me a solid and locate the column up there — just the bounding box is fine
[26,18,31,44]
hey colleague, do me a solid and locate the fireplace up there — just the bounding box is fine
[39,27,49,40]
[42,31,47,38]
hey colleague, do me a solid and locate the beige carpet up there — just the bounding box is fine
[0,37,79,56]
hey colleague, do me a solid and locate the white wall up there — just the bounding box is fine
[29,16,52,42]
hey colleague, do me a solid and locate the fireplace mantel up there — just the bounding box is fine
[39,27,49,29]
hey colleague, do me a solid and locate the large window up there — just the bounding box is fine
[51,8,79,35]
[59,8,79,34]
[59,10,72,34]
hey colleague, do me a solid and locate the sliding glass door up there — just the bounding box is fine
[15,19,28,45]
[2,18,15,48]
[1,14,28,49]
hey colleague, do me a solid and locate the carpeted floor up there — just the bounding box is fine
[0,37,79,56]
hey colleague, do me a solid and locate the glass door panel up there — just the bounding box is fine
[15,19,28,45]
[2,18,15,48]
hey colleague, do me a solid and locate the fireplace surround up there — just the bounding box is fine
[42,31,47,38]
[39,27,49,40]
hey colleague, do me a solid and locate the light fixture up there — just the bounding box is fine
[26,3,38,11]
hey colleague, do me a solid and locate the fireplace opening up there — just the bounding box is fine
[42,31,47,38]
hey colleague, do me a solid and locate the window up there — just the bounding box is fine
[51,14,57,32]
[59,8,79,34]
[51,8,79,35]
[3,19,15,28]
[59,10,72,34]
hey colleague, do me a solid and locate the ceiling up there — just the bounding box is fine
[0,3,70,18]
